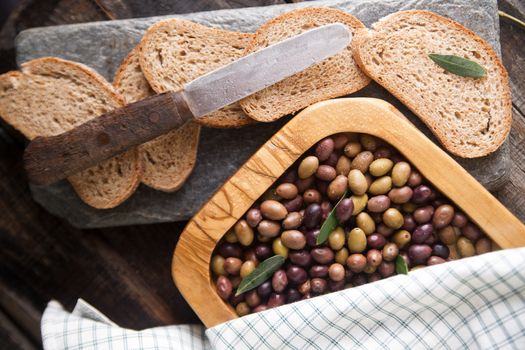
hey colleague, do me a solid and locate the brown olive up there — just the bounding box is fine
[369,158,394,177]
[393,230,411,248]
[315,138,335,161]
[328,263,345,281]
[351,151,374,173]
[216,276,233,300]
[438,226,458,245]
[388,186,413,204]
[378,261,396,278]
[257,220,281,238]
[462,224,481,242]
[303,189,321,204]
[377,223,394,237]
[427,256,446,265]
[320,201,333,220]
[413,206,434,224]
[335,248,349,265]
[224,257,242,275]
[344,141,362,158]
[240,260,256,278]
[347,253,367,273]
[374,146,393,159]
[348,228,367,253]
[360,134,378,151]
[267,293,286,308]
[348,169,368,195]
[336,155,352,176]
[295,175,315,193]
[448,244,460,260]
[298,280,311,295]
[367,195,391,212]
[235,219,255,246]
[246,208,263,228]
[475,238,492,255]
[272,270,288,292]
[311,278,328,294]
[253,305,268,313]
[383,208,404,229]
[452,212,468,228]
[331,133,349,149]
[275,183,298,200]
[432,204,455,229]
[298,156,319,179]
[391,162,411,187]
[316,165,337,181]
[367,249,383,267]
[457,237,475,257]
[356,212,376,235]
[260,200,288,221]
[382,243,399,262]
[245,290,261,307]
[327,175,348,201]
[281,230,306,250]
[282,212,303,230]
[402,202,418,213]
[236,302,250,316]
[211,255,226,275]
[224,230,238,243]
[407,171,423,187]
[311,247,335,264]
[369,176,392,195]
[283,195,304,212]
[328,227,346,250]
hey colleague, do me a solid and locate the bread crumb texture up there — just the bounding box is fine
[353,10,511,158]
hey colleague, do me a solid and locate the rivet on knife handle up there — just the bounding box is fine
[24,90,195,185]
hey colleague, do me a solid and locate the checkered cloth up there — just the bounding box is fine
[42,247,525,350]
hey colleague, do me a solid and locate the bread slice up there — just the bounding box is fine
[239,8,371,122]
[0,57,141,209]
[114,46,200,192]
[352,10,512,158]
[139,18,255,128]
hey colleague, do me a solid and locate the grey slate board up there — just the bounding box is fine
[15,0,509,228]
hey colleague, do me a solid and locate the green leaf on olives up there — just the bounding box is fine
[235,255,285,296]
[395,255,409,275]
[316,190,348,245]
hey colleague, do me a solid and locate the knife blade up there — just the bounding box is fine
[24,23,352,186]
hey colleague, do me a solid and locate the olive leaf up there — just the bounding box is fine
[235,255,285,296]
[499,11,525,30]
[428,54,486,78]
[395,255,409,275]
[316,190,349,245]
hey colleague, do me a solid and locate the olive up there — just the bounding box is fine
[351,194,369,215]
[356,212,376,235]
[348,228,367,253]
[315,138,335,161]
[281,230,306,250]
[448,244,460,260]
[316,165,337,181]
[286,288,302,303]
[329,263,345,281]
[234,219,255,246]
[272,238,289,258]
[351,151,374,173]
[374,146,393,159]
[427,256,446,265]
[402,202,418,213]
[224,230,238,243]
[282,212,303,230]
[260,200,288,221]
[367,249,383,267]
[378,261,396,278]
[323,153,338,167]
[388,186,413,204]
[298,280,311,295]
[382,243,399,261]
[347,253,367,273]
[303,189,322,204]
[236,302,251,316]
[383,208,404,229]
[286,266,308,285]
[289,250,312,267]
[216,276,233,300]
[311,247,335,264]
[309,265,329,278]
[462,224,481,242]
[407,171,423,187]
[295,176,315,193]
[344,141,362,158]
[412,224,434,244]
[257,220,281,238]
[245,290,261,307]
[272,270,288,292]
[329,279,346,292]
[393,230,411,248]
[336,155,352,176]
[377,223,394,237]
[413,206,434,224]
[369,158,394,177]
[363,263,377,274]
[328,227,346,250]
[408,244,432,265]
[335,198,354,224]
[412,185,432,203]
[211,255,226,275]
[240,261,256,278]
[391,161,411,187]
[432,204,455,229]
[438,226,458,245]
[283,195,304,212]
[305,229,321,247]
[401,214,417,231]
[352,273,368,286]
[320,201,333,220]
[347,169,368,195]
[360,134,378,151]
[367,273,381,283]
[327,175,348,201]
[218,243,242,258]
[303,203,322,228]
[476,238,492,255]
[452,212,468,228]
[367,195,391,212]
[457,237,475,257]
[275,183,299,200]
[367,233,386,249]
[298,156,319,179]
[432,243,450,259]
[335,248,349,265]
[311,278,327,294]
[257,281,273,298]
[253,305,268,313]
[369,176,393,195]
[224,257,242,275]
[255,244,272,260]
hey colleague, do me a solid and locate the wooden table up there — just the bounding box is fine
[0,0,523,348]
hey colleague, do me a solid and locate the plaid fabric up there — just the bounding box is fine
[42,247,525,350]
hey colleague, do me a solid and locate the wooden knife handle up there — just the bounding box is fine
[24,90,195,185]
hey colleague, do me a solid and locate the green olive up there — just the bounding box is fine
[336,155,352,176]
[391,161,411,187]
[457,237,475,258]
[383,208,404,229]
[328,227,346,250]
[369,158,394,177]
[335,248,349,265]
[402,202,417,213]
[272,237,289,258]
[211,255,226,275]
[368,176,392,195]
[351,194,368,215]
[348,227,367,253]
[240,260,256,278]
[348,169,368,195]
[344,142,362,158]
[298,156,319,179]
[356,212,375,235]
[234,219,254,246]
[236,302,251,316]
[393,230,411,248]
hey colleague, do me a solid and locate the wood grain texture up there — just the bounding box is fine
[172,98,525,327]
[24,91,194,185]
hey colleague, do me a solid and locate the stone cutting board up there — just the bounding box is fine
[15,0,509,228]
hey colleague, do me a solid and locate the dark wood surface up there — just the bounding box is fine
[0,0,523,348]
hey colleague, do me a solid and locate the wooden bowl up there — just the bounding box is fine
[172,98,525,327]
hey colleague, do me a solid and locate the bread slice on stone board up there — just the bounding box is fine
[0,57,141,209]
[239,8,371,122]
[139,18,255,128]
[114,46,200,192]
[352,10,512,158]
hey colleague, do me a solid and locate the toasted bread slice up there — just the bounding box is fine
[0,57,141,209]
[352,10,512,158]
[114,46,200,192]
[239,8,370,122]
[139,18,255,128]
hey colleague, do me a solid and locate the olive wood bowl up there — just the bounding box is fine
[172,98,525,327]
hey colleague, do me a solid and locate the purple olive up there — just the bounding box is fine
[289,250,312,266]
[413,205,434,224]
[286,266,308,285]
[432,244,450,259]
[218,243,243,258]
[303,203,322,228]
[352,274,367,286]
[246,208,263,228]
[367,234,386,249]
[216,276,233,300]
[283,195,304,212]
[295,176,315,193]
[255,244,272,260]
[315,138,335,161]
[286,288,302,303]
[316,180,329,195]
[320,201,333,221]
[401,214,417,231]
[267,293,286,308]
[412,185,432,204]
[412,224,434,244]
[377,223,394,237]
[408,244,432,265]
[310,278,328,294]
[378,261,396,278]
[368,273,382,283]
[309,265,329,278]
[229,293,245,307]
[257,281,273,298]
[462,224,481,242]
[305,229,321,247]
[272,270,288,292]
[336,198,354,223]
[311,247,335,264]
[452,212,468,228]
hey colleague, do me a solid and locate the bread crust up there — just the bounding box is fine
[352,10,512,158]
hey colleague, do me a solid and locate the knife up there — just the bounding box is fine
[24,23,352,186]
